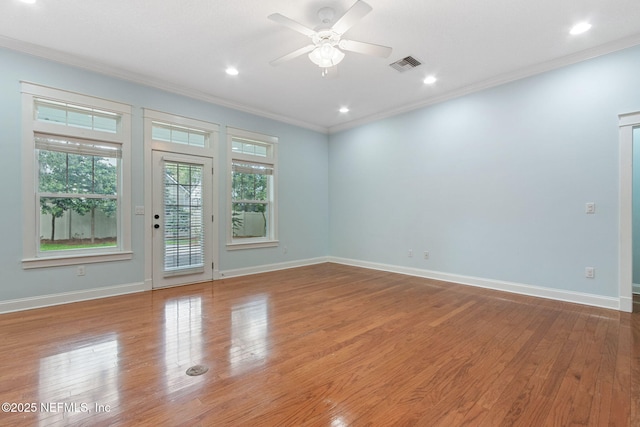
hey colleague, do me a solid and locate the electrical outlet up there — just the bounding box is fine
[77,265,86,276]
[585,267,595,278]
[408,249,413,258]
[424,251,429,260]
[283,246,288,254]
[585,202,595,214]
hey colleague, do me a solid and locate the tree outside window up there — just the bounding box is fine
[37,141,119,252]
[232,169,269,238]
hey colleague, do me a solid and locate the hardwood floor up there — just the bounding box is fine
[0,263,638,426]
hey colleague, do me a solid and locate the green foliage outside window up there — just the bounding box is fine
[231,172,268,238]
[38,149,118,248]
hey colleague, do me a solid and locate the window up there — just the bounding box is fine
[36,135,120,252]
[227,127,278,249]
[151,121,208,147]
[22,83,132,268]
[35,98,119,133]
[145,109,216,153]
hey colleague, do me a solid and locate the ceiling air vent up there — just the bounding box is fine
[389,56,422,72]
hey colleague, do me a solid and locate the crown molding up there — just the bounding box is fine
[329,33,640,134]
[0,35,329,135]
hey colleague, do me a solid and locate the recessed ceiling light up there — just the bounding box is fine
[225,67,239,76]
[339,107,349,113]
[423,75,437,85]
[570,22,592,35]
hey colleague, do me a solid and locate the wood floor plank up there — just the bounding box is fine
[609,315,632,427]
[432,304,542,426]
[396,300,538,426]
[462,306,582,427]
[566,315,611,425]
[0,263,637,426]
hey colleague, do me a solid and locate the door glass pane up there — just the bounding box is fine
[163,161,204,274]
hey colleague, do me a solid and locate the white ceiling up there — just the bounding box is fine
[2,0,640,133]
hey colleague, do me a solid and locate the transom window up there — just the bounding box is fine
[35,99,119,133]
[22,83,132,268]
[231,139,268,157]
[227,128,278,249]
[151,121,208,147]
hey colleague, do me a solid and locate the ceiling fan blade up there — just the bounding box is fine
[339,39,392,58]
[270,44,316,66]
[268,13,316,37]
[331,1,373,35]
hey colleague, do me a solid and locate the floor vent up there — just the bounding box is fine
[389,56,422,72]
[186,364,209,376]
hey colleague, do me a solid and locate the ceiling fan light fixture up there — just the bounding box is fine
[308,42,345,68]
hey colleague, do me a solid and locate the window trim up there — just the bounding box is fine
[21,82,132,269]
[226,127,278,250]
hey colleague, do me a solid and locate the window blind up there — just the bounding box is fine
[231,160,274,175]
[35,133,121,158]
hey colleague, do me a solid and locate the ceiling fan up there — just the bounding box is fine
[268,0,392,77]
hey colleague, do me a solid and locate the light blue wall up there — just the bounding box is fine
[329,45,640,298]
[3,42,640,305]
[0,47,329,302]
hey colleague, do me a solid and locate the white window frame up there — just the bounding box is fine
[21,82,133,269]
[227,127,278,250]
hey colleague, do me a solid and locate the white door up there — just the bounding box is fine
[152,151,213,288]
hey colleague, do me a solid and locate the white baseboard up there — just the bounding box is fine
[2,258,624,314]
[328,257,621,311]
[0,282,146,314]
[620,296,633,313]
[1,257,325,313]
[633,283,640,294]
[220,257,329,279]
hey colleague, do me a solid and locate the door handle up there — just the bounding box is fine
[154,224,160,229]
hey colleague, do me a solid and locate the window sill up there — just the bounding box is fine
[22,251,134,269]
[226,240,279,251]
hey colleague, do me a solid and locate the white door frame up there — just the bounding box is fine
[618,111,640,312]
[143,110,220,291]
